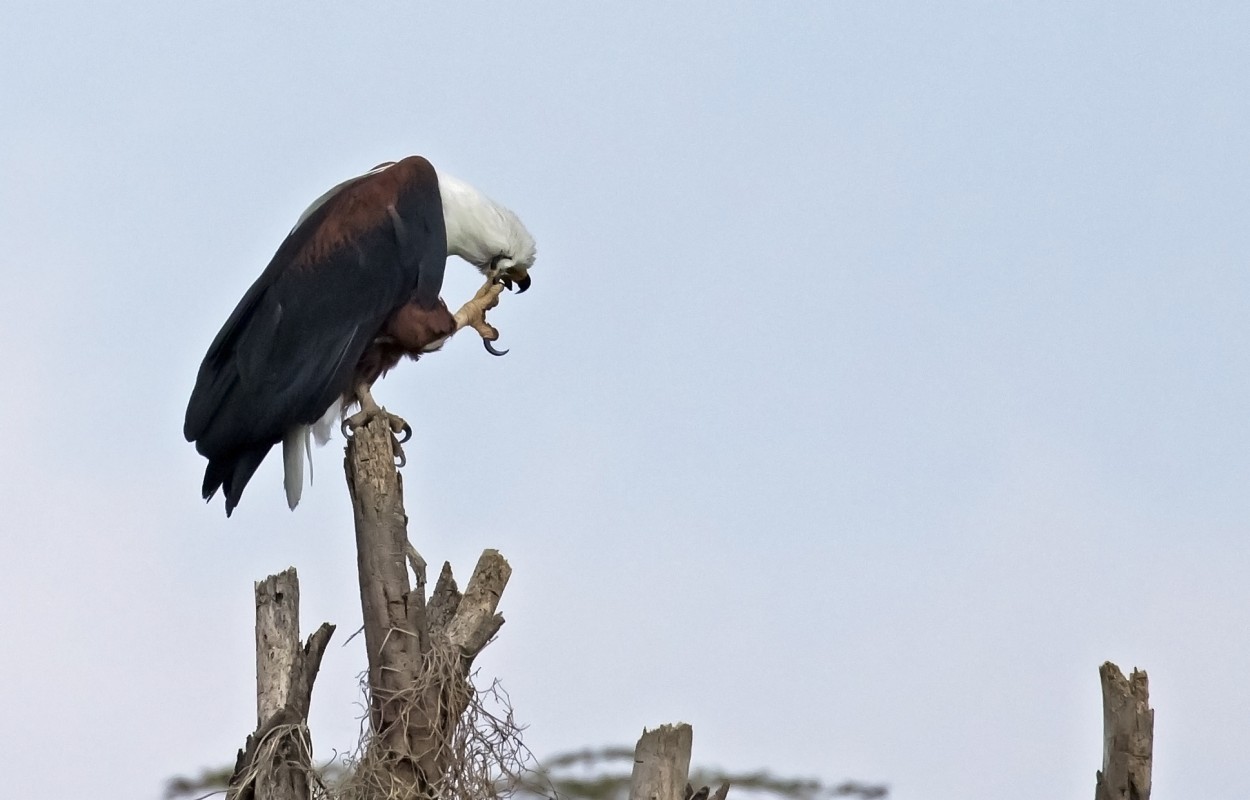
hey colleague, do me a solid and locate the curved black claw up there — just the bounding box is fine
[341,412,370,438]
[394,421,412,444]
[515,274,531,294]
[394,442,407,469]
[483,339,509,357]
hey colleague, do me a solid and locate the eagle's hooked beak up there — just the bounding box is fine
[513,268,532,294]
[496,265,531,294]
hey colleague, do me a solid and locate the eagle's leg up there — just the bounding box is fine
[453,278,509,356]
[341,383,411,465]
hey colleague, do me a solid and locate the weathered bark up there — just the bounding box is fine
[1094,662,1153,800]
[228,568,335,800]
[630,724,693,800]
[344,413,511,799]
[629,724,730,800]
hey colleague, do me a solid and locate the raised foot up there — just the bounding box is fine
[453,279,509,356]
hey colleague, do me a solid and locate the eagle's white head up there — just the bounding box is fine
[437,170,537,292]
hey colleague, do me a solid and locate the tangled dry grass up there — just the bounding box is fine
[185,639,528,800]
[329,639,531,800]
[226,719,328,800]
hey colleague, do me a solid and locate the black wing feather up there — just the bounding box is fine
[185,159,446,514]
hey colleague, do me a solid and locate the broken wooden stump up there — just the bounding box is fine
[630,723,729,800]
[344,412,512,799]
[1094,661,1153,800]
[227,568,335,800]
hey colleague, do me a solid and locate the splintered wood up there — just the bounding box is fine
[344,411,512,798]
[630,724,694,800]
[629,724,729,800]
[228,568,335,800]
[1094,662,1153,800]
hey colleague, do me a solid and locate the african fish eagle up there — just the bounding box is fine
[183,156,536,516]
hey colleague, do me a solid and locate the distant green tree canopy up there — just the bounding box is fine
[165,745,886,800]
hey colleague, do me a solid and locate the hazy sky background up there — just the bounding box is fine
[2,3,1247,798]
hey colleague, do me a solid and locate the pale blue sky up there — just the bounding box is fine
[2,3,1247,798]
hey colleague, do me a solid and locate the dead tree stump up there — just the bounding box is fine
[630,724,729,800]
[227,568,335,800]
[344,413,511,799]
[1094,662,1153,800]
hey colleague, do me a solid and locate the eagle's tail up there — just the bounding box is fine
[202,444,271,517]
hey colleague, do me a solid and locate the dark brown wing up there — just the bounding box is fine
[184,156,446,515]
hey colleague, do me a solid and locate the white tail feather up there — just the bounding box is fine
[282,427,308,510]
[312,398,342,446]
[282,401,342,510]
[304,427,314,485]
